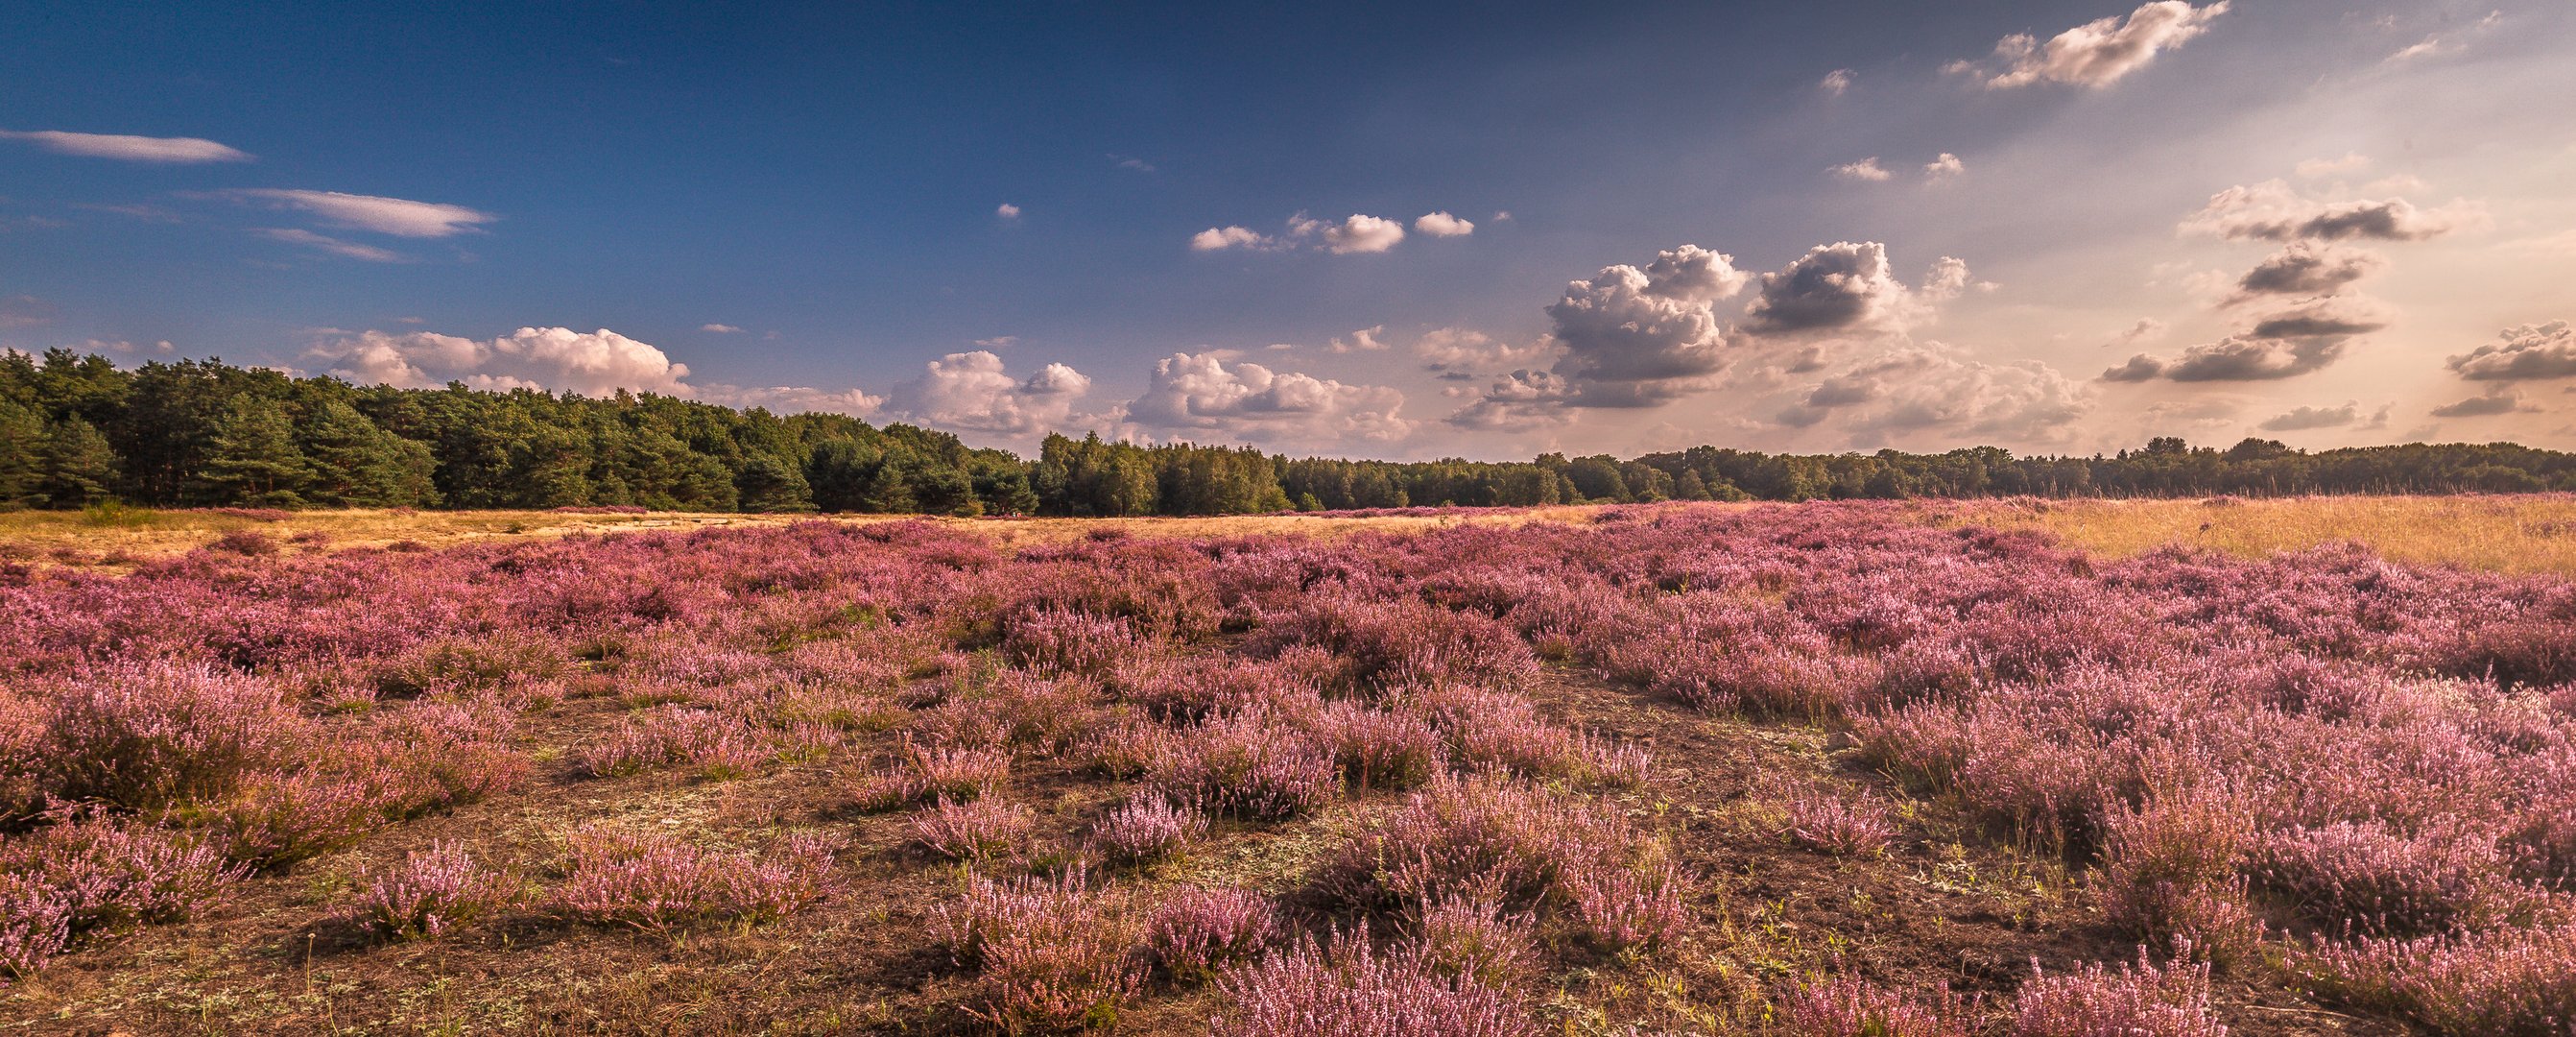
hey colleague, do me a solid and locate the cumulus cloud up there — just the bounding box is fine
[1772,346,2094,446]
[702,324,744,334]
[2182,180,2477,243]
[1317,214,1406,253]
[1414,327,1557,378]
[306,326,884,415]
[1327,326,1389,353]
[2447,322,2576,381]
[995,203,1021,219]
[2257,401,2384,432]
[219,189,496,237]
[1923,153,1967,181]
[1541,244,1751,406]
[2231,242,2383,299]
[2109,318,2168,348]
[1191,226,1276,252]
[1820,69,1855,95]
[0,128,251,162]
[1743,241,1914,336]
[260,228,405,262]
[1919,256,1990,301]
[0,295,60,329]
[1123,351,1411,445]
[1445,370,1580,432]
[2431,390,2533,418]
[2103,332,2349,382]
[1947,1,2229,89]
[2242,295,2390,340]
[1830,157,1893,182]
[885,350,1089,436]
[1414,211,1474,237]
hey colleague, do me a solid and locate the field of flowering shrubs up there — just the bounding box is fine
[4,501,2574,1034]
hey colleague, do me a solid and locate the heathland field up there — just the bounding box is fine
[6,497,2576,1035]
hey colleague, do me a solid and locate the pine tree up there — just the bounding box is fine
[36,416,121,507]
[735,453,816,512]
[0,398,45,508]
[300,400,437,506]
[1674,469,1712,501]
[203,396,317,507]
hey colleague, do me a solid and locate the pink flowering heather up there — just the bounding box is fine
[852,740,1012,811]
[0,818,245,977]
[1145,711,1339,821]
[1210,925,1537,1037]
[210,766,391,869]
[577,706,770,780]
[2009,949,2228,1037]
[1090,794,1208,864]
[354,839,519,941]
[929,866,1145,1031]
[1307,700,1444,790]
[908,796,1032,860]
[1146,886,1277,983]
[1783,976,1977,1037]
[2300,922,2576,1035]
[1780,785,1900,857]
[553,827,842,931]
[32,663,302,811]
[1409,894,1538,987]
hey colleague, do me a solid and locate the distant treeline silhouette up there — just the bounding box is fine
[5,350,2573,515]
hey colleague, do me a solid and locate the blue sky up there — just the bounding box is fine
[5,1,2573,459]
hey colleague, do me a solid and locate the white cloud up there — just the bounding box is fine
[885,350,1089,436]
[1743,241,1916,335]
[2257,401,2385,432]
[702,324,744,334]
[1923,153,1967,181]
[1191,225,1276,252]
[0,128,251,162]
[1414,327,1557,378]
[1327,326,1389,353]
[1773,345,2094,446]
[974,335,1019,349]
[1319,214,1406,253]
[220,189,496,237]
[1919,256,1991,301]
[1122,351,1412,446]
[1111,155,1157,173]
[260,228,405,262]
[996,203,1022,219]
[2448,322,2576,382]
[2109,319,2168,348]
[2430,390,2534,418]
[1820,68,1855,95]
[2230,242,2384,299]
[1830,157,1893,182]
[308,326,884,416]
[1414,211,1475,237]
[2181,180,2480,243]
[1948,1,2230,89]
[1543,244,1750,406]
[1445,370,1580,432]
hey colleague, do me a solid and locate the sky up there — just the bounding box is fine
[3,0,2573,461]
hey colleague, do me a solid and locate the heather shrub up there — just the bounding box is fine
[1408,894,1538,987]
[1308,701,1443,790]
[2095,787,2263,963]
[0,818,244,977]
[908,796,1032,860]
[554,827,842,930]
[852,740,1011,811]
[354,840,519,941]
[1002,608,1138,677]
[1210,925,1537,1037]
[1251,591,1541,695]
[2299,923,2576,1035]
[1147,886,1277,983]
[1090,794,1207,864]
[1330,774,1687,951]
[1782,976,1976,1037]
[208,766,388,869]
[2008,949,2227,1037]
[2250,821,2521,938]
[1779,785,1899,857]
[208,529,279,556]
[929,867,1144,1031]
[34,664,302,811]
[1145,711,1339,821]
[578,706,768,780]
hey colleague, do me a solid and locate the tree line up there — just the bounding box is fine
[5,350,2575,516]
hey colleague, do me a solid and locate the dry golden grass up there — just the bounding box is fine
[1932,494,2576,576]
[10,495,2576,576]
